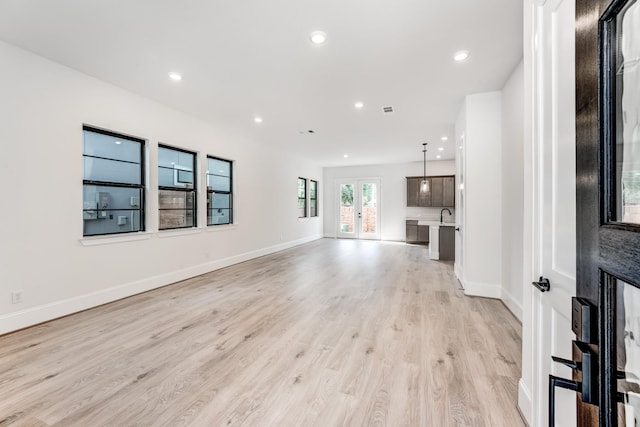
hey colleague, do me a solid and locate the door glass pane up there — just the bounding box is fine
[614,0,640,224]
[616,278,640,425]
[361,183,377,234]
[340,184,354,233]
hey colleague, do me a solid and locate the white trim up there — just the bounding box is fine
[0,234,322,335]
[156,228,202,238]
[501,286,523,322]
[205,224,237,232]
[518,378,533,426]
[80,232,153,246]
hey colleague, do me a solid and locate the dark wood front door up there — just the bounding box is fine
[576,0,640,424]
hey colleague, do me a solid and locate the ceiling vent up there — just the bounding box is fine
[382,106,394,114]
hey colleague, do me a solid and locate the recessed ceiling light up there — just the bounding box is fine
[454,50,470,62]
[254,116,263,123]
[436,155,441,159]
[343,154,349,158]
[459,145,463,150]
[168,72,182,81]
[441,136,448,141]
[438,147,444,151]
[310,31,327,45]
[354,102,364,109]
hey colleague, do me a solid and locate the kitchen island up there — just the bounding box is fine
[406,219,456,260]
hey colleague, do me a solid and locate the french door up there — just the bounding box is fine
[336,179,381,240]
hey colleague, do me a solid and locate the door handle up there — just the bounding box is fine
[549,341,598,426]
[532,276,550,292]
[358,212,362,218]
[455,227,460,231]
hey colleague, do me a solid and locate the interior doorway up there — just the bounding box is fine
[336,179,381,240]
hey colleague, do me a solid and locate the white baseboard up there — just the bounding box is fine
[461,278,501,299]
[0,234,322,335]
[501,287,523,321]
[518,378,533,426]
[323,232,336,238]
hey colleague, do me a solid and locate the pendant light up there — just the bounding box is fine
[421,142,430,193]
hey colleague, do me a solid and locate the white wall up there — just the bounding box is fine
[0,41,322,334]
[456,92,503,298]
[501,60,524,320]
[323,160,455,241]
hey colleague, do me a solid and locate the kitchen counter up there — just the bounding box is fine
[405,218,456,259]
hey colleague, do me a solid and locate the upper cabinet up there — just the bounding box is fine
[406,175,455,207]
[406,177,421,207]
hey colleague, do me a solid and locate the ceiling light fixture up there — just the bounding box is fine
[254,116,263,123]
[310,31,327,45]
[438,147,444,151]
[437,155,441,159]
[343,154,349,158]
[454,50,470,62]
[441,136,448,141]
[354,102,364,109]
[421,143,430,193]
[114,140,122,145]
[168,72,182,81]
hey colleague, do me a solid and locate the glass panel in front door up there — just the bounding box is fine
[340,184,355,233]
[616,278,640,426]
[360,182,377,234]
[614,0,640,224]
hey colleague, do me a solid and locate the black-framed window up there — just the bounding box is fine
[207,156,233,225]
[82,126,145,236]
[158,145,196,230]
[310,180,318,217]
[298,178,307,218]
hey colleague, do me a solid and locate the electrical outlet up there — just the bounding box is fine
[11,290,24,304]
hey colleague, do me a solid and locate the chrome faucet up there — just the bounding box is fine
[440,208,452,224]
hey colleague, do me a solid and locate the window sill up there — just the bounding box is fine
[80,232,152,246]
[206,224,237,232]
[157,228,203,238]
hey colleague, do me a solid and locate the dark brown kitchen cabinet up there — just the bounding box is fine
[442,176,455,207]
[439,227,455,260]
[406,220,428,244]
[406,178,422,207]
[405,220,418,242]
[417,225,430,243]
[431,177,443,207]
[406,175,455,208]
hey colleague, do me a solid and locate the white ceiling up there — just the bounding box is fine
[0,0,523,167]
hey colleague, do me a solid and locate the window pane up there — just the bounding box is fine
[83,130,141,164]
[207,158,230,177]
[211,193,230,209]
[158,146,195,189]
[208,175,230,192]
[83,185,143,236]
[208,209,231,225]
[84,156,141,184]
[614,0,640,224]
[159,189,195,229]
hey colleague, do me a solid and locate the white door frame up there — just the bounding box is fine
[520,0,577,425]
[335,178,382,240]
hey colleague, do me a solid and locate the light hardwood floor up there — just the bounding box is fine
[0,239,524,427]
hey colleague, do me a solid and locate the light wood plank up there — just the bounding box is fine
[0,239,525,426]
